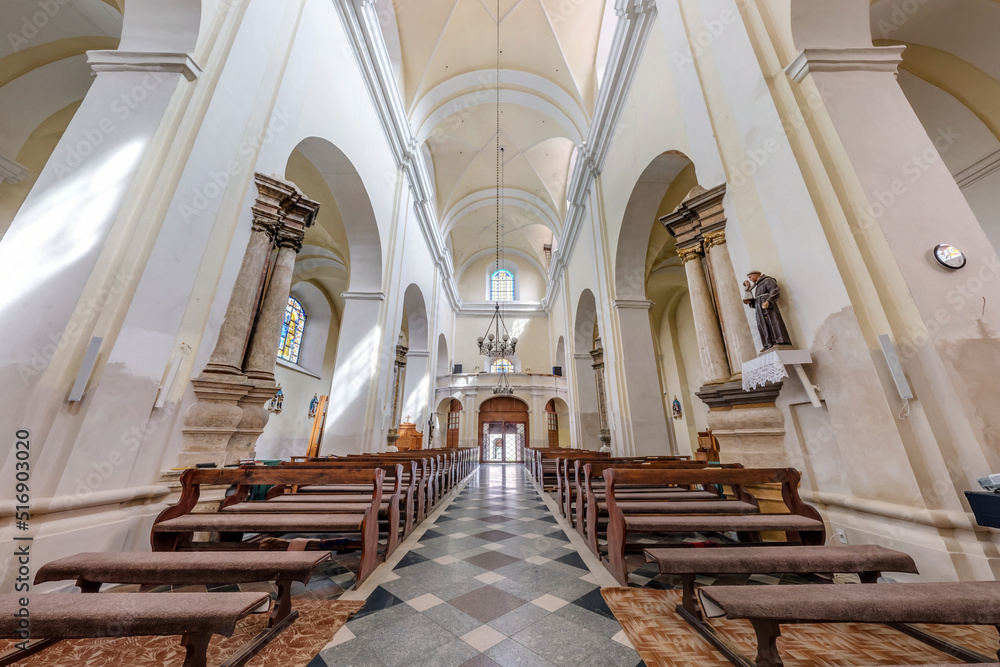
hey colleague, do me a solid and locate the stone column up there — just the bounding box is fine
[612,299,673,456]
[529,388,548,449]
[460,388,480,450]
[573,352,600,450]
[202,175,287,376]
[678,244,731,383]
[703,230,757,373]
[387,339,408,449]
[321,292,386,455]
[591,341,612,451]
[244,236,302,381]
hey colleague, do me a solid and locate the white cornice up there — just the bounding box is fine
[457,301,547,317]
[954,148,1000,190]
[341,291,386,301]
[785,46,905,83]
[612,299,654,310]
[543,0,658,311]
[0,154,28,184]
[333,0,461,311]
[87,50,203,81]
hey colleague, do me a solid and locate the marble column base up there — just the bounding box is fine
[177,373,253,468]
[225,382,278,465]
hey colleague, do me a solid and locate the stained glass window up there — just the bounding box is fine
[491,359,514,373]
[490,269,514,302]
[278,297,306,364]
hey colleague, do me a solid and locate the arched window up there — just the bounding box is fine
[491,359,514,373]
[278,297,306,364]
[490,269,514,302]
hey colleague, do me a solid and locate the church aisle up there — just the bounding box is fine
[311,464,643,667]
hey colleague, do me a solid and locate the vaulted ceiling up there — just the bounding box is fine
[377,0,611,287]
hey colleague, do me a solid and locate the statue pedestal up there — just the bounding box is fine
[742,349,821,407]
[697,380,788,536]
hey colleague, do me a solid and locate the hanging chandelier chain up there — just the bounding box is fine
[478,0,518,368]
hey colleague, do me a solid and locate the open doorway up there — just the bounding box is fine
[478,397,529,463]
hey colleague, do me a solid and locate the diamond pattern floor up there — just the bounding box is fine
[312,464,643,667]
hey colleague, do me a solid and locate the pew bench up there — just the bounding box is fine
[34,551,330,628]
[644,544,918,623]
[0,592,271,667]
[602,467,825,585]
[699,582,1000,666]
[151,467,384,585]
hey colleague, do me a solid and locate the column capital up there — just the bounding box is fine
[612,299,654,311]
[703,230,726,250]
[785,46,906,84]
[275,228,305,252]
[677,243,703,263]
[87,50,203,81]
[341,291,386,302]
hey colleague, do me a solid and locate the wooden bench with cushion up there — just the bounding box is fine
[151,467,384,585]
[645,544,918,621]
[602,467,825,585]
[699,582,1000,666]
[578,460,723,545]
[0,592,270,667]
[557,456,692,522]
[36,551,330,629]
[242,462,408,553]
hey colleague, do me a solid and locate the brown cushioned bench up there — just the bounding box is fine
[645,544,918,620]
[602,467,825,585]
[580,462,739,555]
[151,467,385,585]
[558,456,693,522]
[230,462,406,555]
[0,592,270,667]
[699,582,1000,666]
[35,551,329,628]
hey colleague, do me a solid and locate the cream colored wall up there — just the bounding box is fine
[456,253,546,302]
[452,315,551,374]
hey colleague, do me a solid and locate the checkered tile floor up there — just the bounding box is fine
[311,464,644,667]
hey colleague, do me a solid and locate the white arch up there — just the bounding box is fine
[454,247,548,288]
[290,138,383,292]
[402,283,429,353]
[443,188,561,235]
[413,69,588,143]
[615,152,694,300]
[436,333,450,377]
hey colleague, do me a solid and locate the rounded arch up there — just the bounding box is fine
[402,284,429,353]
[554,336,566,372]
[289,137,383,292]
[287,281,332,374]
[614,151,696,300]
[413,70,587,143]
[545,397,571,448]
[435,333,450,377]
[574,289,599,352]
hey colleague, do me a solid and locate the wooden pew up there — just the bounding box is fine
[0,592,271,667]
[151,467,385,585]
[699,582,1000,666]
[580,460,727,552]
[225,462,405,556]
[601,467,826,585]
